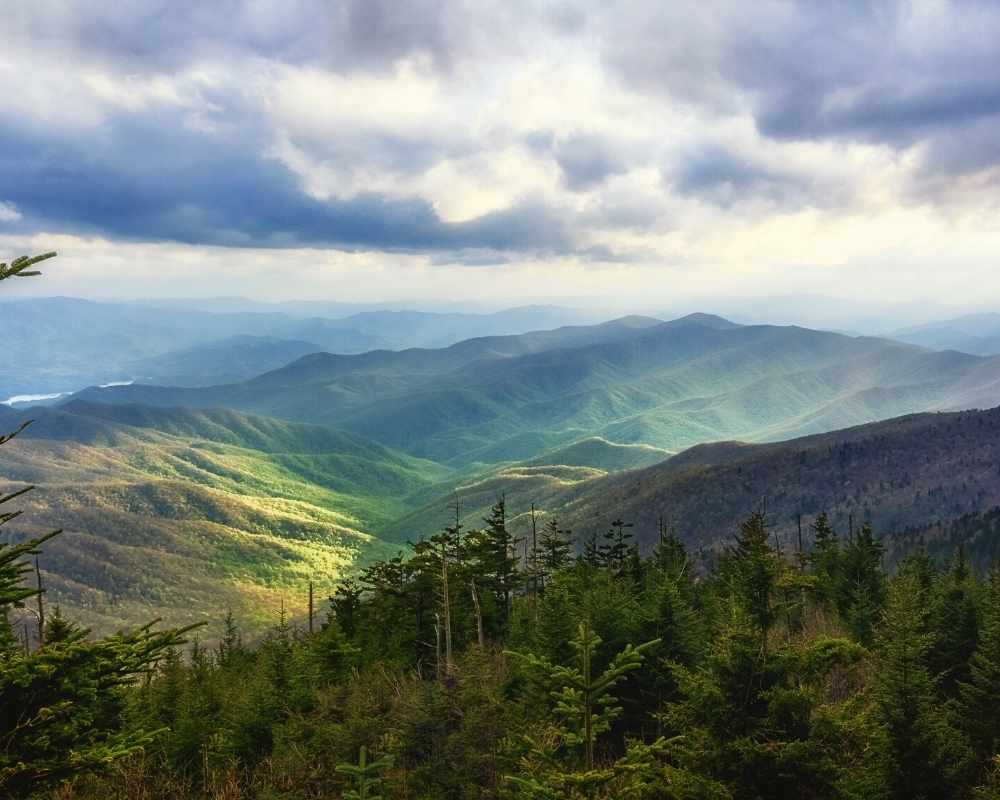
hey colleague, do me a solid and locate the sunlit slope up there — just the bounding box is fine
[80,317,1000,467]
[381,436,671,542]
[0,402,447,636]
[390,407,1000,558]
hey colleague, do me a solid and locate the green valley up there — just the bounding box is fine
[0,402,447,637]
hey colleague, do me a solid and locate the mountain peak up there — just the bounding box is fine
[664,312,741,330]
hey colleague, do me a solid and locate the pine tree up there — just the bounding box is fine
[336,746,394,799]
[330,578,363,639]
[929,546,980,696]
[840,522,887,644]
[729,511,778,640]
[536,517,574,585]
[808,512,841,606]
[216,608,244,667]
[959,563,1000,763]
[652,519,689,582]
[873,572,970,799]
[508,621,659,771]
[466,496,520,631]
[598,518,634,574]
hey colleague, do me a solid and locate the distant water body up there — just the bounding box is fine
[1,380,134,407]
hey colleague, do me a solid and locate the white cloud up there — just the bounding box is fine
[0,202,22,222]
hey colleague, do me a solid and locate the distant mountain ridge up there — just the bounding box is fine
[0,297,604,395]
[891,312,1000,356]
[76,314,1000,467]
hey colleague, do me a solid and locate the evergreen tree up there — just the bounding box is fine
[728,511,778,640]
[598,518,634,574]
[336,746,394,800]
[929,546,980,696]
[536,517,574,586]
[652,519,690,583]
[466,496,520,633]
[872,572,970,799]
[330,578,363,639]
[508,621,659,771]
[808,512,841,606]
[839,523,887,644]
[959,563,1000,763]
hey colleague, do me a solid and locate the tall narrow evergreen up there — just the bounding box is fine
[729,511,778,640]
[466,496,520,632]
[598,518,634,574]
[873,572,970,799]
[536,517,574,586]
[959,563,1000,762]
[929,546,980,696]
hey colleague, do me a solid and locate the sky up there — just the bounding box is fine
[2,0,1000,319]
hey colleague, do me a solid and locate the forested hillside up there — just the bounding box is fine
[40,498,1000,800]
[0,402,445,636]
[386,406,1000,553]
[78,316,1000,467]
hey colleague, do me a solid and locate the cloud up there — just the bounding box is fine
[0,107,578,254]
[5,0,1000,306]
[0,202,22,223]
[8,0,526,76]
[671,146,820,209]
[590,0,1000,183]
[552,134,630,191]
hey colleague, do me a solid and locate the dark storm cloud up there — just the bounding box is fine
[672,147,822,209]
[9,0,1000,255]
[591,0,1000,182]
[10,0,497,75]
[0,111,572,254]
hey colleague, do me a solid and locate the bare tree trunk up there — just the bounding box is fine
[470,579,485,648]
[441,535,453,674]
[34,557,45,647]
[308,580,314,635]
[434,612,442,681]
[583,618,594,771]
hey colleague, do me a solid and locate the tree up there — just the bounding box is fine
[466,496,521,632]
[330,578,363,639]
[959,563,1000,763]
[598,518,634,574]
[839,523,887,644]
[336,746,394,800]
[508,620,659,771]
[808,512,841,606]
[929,546,980,696]
[872,572,970,799]
[536,517,574,586]
[728,511,778,640]
[652,519,690,583]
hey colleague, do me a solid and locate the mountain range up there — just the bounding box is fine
[0,298,599,397]
[891,312,1000,356]
[77,313,1000,467]
[3,309,1000,636]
